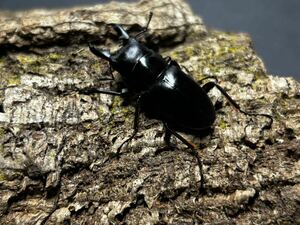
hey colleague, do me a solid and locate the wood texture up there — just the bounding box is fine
[0,0,299,224]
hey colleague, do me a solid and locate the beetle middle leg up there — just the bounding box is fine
[79,87,141,156]
[117,96,142,154]
[163,123,205,193]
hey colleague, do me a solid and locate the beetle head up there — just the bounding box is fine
[89,12,153,76]
[89,24,149,76]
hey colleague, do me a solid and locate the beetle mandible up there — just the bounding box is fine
[85,12,272,191]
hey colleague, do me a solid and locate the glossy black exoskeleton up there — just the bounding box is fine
[85,13,272,191]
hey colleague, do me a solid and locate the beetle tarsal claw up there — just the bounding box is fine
[116,131,138,154]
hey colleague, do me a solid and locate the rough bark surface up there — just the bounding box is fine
[0,0,299,224]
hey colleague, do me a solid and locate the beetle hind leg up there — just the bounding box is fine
[163,123,205,193]
[202,81,273,129]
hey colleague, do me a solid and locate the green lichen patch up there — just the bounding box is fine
[164,30,267,82]
[13,50,71,75]
[0,127,4,136]
[219,119,228,129]
[6,74,21,86]
[110,96,133,116]
[1,47,108,89]
[48,52,63,61]
[16,54,39,66]
[15,53,44,74]
[0,170,7,181]
[109,96,135,127]
[91,62,102,75]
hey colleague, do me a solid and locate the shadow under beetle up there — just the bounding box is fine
[85,12,273,191]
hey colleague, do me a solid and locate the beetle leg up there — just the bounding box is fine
[96,65,115,81]
[163,56,172,64]
[135,12,153,39]
[181,65,191,74]
[108,64,115,80]
[79,88,125,96]
[198,76,219,85]
[163,123,205,193]
[163,126,172,146]
[117,96,142,154]
[202,81,273,129]
[201,81,215,93]
[98,77,114,81]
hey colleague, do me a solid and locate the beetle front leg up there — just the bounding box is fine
[79,88,127,96]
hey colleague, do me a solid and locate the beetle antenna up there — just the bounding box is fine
[145,11,153,30]
[135,11,153,39]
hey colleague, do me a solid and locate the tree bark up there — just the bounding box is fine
[0,0,299,224]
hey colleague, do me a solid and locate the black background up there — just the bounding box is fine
[0,0,299,81]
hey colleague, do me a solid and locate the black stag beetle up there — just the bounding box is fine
[85,12,273,191]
